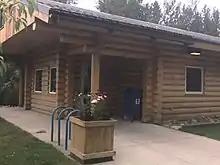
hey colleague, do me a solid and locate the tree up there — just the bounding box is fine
[149,1,162,24]
[98,0,220,37]
[211,9,220,36]
[141,1,162,23]
[0,63,20,105]
[53,0,78,4]
[0,0,36,76]
[98,0,143,19]
[0,0,36,105]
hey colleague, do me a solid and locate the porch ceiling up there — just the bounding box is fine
[2,23,59,56]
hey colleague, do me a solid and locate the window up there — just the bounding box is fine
[35,70,42,92]
[49,68,57,93]
[185,66,203,94]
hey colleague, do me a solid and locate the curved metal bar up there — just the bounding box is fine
[57,107,75,145]
[65,109,80,150]
[51,105,66,142]
[68,121,71,140]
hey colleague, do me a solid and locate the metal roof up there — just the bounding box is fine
[36,0,220,45]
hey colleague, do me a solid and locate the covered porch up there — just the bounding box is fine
[69,54,146,120]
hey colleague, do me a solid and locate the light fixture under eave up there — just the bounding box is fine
[190,52,201,56]
[188,47,201,56]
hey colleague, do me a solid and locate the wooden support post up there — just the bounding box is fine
[18,64,24,107]
[91,54,100,95]
[24,59,32,110]
[156,57,163,123]
[65,56,74,107]
[149,38,163,123]
[141,59,152,122]
[56,53,66,106]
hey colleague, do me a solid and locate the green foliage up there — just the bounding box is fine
[0,0,36,104]
[0,63,19,106]
[0,0,37,32]
[53,0,78,4]
[0,56,6,78]
[0,118,77,165]
[98,0,220,36]
[181,124,220,141]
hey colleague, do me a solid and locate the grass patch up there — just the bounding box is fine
[0,118,77,165]
[181,124,220,141]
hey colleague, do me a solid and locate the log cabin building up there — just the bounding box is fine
[2,0,220,123]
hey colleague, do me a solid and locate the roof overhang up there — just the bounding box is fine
[35,0,220,51]
[2,20,59,56]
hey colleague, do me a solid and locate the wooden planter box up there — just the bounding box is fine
[69,117,117,164]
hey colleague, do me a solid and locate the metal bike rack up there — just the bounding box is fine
[51,106,66,142]
[57,107,75,145]
[64,109,80,150]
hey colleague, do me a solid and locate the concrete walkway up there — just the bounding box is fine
[1,107,220,165]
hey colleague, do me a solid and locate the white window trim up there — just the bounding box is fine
[49,67,57,94]
[185,66,204,94]
[34,69,43,93]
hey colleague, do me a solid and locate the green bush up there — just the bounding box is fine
[0,63,19,106]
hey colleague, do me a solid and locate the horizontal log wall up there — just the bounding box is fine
[160,52,220,121]
[31,53,58,115]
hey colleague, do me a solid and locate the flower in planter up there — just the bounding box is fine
[73,91,110,121]
[91,99,98,104]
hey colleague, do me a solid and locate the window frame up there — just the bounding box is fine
[34,69,43,93]
[185,66,204,94]
[49,67,57,94]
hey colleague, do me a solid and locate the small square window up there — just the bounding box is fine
[49,68,57,93]
[185,67,203,94]
[35,70,42,92]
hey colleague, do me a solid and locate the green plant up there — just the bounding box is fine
[0,63,20,105]
[0,0,36,104]
[0,0,36,31]
[73,91,110,121]
[0,56,6,77]
[0,0,37,75]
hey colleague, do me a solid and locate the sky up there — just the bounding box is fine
[76,0,220,11]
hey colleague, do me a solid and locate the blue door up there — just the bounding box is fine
[123,88,142,120]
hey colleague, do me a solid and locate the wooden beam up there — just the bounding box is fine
[34,10,50,23]
[54,15,192,45]
[141,59,149,122]
[191,42,220,52]
[91,54,100,94]
[48,16,189,47]
[156,57,163,123]
[65,56,74,106]
[56,53,66,106]
[33,20,94,39]
[101,48,150,59]
[18,64,24,107]
[60,34,94,45]
[67,44,152,58]
[55,17,109,33]
[104,43,152,54]
[24,58,32,110]
[67,45,95,55]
